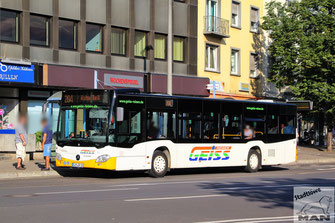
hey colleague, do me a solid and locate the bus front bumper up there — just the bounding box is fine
[56,157,117,170]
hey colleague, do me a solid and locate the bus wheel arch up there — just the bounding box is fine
[148,147,170,178]
[245,146,262,173]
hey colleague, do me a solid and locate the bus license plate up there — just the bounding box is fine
[72,163,83,168]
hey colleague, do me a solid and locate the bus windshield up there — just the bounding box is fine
[57,105,110,146]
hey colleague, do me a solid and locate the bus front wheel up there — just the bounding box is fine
[149,151,168,178]
[245,150,261,173]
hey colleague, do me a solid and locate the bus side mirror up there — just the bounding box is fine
[116,107,124,122]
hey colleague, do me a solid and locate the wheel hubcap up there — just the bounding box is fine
[249,154,259,170]
[153,156,166,173]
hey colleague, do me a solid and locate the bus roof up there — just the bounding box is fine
[61,88,296,107]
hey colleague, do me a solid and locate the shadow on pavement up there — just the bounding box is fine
[197,177,335,209]
[52,165,289,179]
[35,162,45,170]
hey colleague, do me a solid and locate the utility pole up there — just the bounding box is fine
[167,0,173,95]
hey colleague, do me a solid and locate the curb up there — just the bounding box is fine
[0,170,60,180]
[1,159,335,180]
[288,159,335,165]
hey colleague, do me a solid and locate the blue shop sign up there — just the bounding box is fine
[0,62,35,83]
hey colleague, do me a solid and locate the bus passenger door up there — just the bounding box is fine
[115,96,147,170]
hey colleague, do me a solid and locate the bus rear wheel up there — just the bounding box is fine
[245,150,261,173]
[149,151,168,178]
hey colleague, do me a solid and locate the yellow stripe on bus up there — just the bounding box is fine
[56,157,117,170]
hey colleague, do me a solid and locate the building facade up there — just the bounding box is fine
[197,0,264,99]
[0,0,209,138]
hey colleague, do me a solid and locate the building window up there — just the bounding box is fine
[111,27,126,55]
[154,34,166,60]
[206,0,218,17]
[231,49,240,75]
[206,0,219,32]
[205,44,219,72]
[86,23,103,52]
[134,31,147,57]
[0,9,19,43]
[231,1,241,28]
[250,7,259,33]
[173,37,184,62]
[250,53,259,78]
[59,19,77,50]
[30,15,49,46]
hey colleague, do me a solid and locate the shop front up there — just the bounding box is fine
[43,64,210,97]
[0,61,40,152]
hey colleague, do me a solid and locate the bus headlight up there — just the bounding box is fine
[56,153,62,161]
[96,154,110,163]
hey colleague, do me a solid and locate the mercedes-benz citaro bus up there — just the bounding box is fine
[55,89,297,177]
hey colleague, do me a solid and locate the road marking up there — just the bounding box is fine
[34,187,139,195]
[195,215,295,223]
[298,170,335,175]
[125,194,228,202]
[199,184,306,191]
[107,180,211,188]
[317,167,335,171]
[196,214,335,223]
[247,218,296,223]
[258,180,273,184]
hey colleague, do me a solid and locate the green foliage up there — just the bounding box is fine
[262,0,335,116]
[35,131,43,145]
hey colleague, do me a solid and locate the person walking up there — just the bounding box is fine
[15,114,28,170]
[41,118,52,171]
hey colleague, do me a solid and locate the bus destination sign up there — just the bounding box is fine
[62,91,109,106]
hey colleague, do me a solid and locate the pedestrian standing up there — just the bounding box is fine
[15,114,28,170]
[41,118,52,171]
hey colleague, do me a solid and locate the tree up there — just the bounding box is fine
[262,0,335,150]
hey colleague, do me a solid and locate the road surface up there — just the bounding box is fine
[0,164,334,223]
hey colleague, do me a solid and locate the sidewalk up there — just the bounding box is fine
[0,146,335,180]
[0,160,59,180]
[295,145,335,165]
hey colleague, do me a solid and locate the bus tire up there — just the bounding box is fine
[245,150,261,173]
[149,151,168,178]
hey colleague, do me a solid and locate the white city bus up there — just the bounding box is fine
[55,89,297,177]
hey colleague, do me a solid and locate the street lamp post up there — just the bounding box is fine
[167,0,173,95]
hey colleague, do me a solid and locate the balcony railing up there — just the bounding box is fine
[204,16,230,38]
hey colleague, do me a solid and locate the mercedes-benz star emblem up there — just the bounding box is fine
[76,155,80,161]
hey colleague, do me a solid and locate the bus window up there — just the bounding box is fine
[147,112,161,139]
[267,115,279,134]
[58,107,109,144]
[108,113,115,143]
[178,113,201,140]
[244,115,265,140]
[203,113,219,140]
[147,111,175,140]
[222,114,242,140]
[280,115,295,135]
[117,109,143,145]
